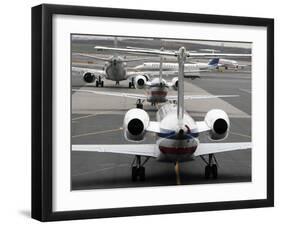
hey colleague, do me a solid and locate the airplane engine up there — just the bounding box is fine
[83,72,95,83]
[142,74,150,81]
[171,77,178,90]
[123,108,150,142]
[134,75,147,89]
[204,109,229,140]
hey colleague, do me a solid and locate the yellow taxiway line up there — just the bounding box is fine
[174,161,181,185]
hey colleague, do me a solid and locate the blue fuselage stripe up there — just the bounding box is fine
[157,131,199,139]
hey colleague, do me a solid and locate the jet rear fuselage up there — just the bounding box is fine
[105,59,127,81]
[146,85,168,104]
[155,104,199,162]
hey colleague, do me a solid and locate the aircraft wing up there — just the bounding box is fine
[72,67,106,78]
[196,121,211,133]
[74,53,111,61]
[72,144,158,157]
[166,94,238,101]
[194,142,252,156]
[123,57,153,63]
[72,89,147,100]
[147,121,161,133]
[95,46,251,58]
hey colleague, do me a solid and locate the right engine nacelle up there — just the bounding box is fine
[204,109,229,140]
[123,108,150,142]
[134,75,147,89]
[171,77,178,90]
[83,72,96,83]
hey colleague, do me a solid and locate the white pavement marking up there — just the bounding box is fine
[72,114,96,121]
[72,163,130,177]
[239,88,252,94]
[229,131,251,139]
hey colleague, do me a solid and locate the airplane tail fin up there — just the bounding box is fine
[208,58,220,66]
[177,47,186,127]
[113,37,118,57]
[159,47,164,83]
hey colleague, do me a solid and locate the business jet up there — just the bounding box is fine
[72,47,251,181]
[198,48,250,71]
[216,58,250,71]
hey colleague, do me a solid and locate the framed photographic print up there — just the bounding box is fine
[32,4,274,221]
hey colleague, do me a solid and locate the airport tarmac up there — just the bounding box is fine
[71,71,252,190]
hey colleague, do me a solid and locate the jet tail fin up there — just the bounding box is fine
[208,58,220,66]
[177,47,186,127]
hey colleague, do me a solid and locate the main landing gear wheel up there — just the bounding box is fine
[136,99,143,109]
[131,155,149,182]
[132,166,145,181]
[129,78,135,89]
[96,77,104,87]
[202,154,218,179]
[129,81,135,88]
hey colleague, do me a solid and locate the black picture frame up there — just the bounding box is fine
[32,3,274,221]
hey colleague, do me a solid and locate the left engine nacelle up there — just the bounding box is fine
[134,75,147,89]
[83,72,95,83]
[123,108,150,142]
[204,109,229,140]
[171,77,178,90]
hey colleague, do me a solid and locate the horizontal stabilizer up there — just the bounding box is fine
[194,142,252,156]
[72,144,158,157]
[75,53,111,61]
[167,94,238,101]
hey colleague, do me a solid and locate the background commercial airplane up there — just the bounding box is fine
[72,46,251,181]
[74,53,151,87]
[133,57,220,72]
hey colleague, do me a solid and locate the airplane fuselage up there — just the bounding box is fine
[104,57,127,81]
[135,62,208,72]
[145,78,169,104]
[155,103,199,162]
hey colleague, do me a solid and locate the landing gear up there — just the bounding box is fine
[115,81,120,85]
[131,155,150,182]
[201,154,218,179]
[136,99,144,109]
[129,79,135,88]
[95,76,104,87]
